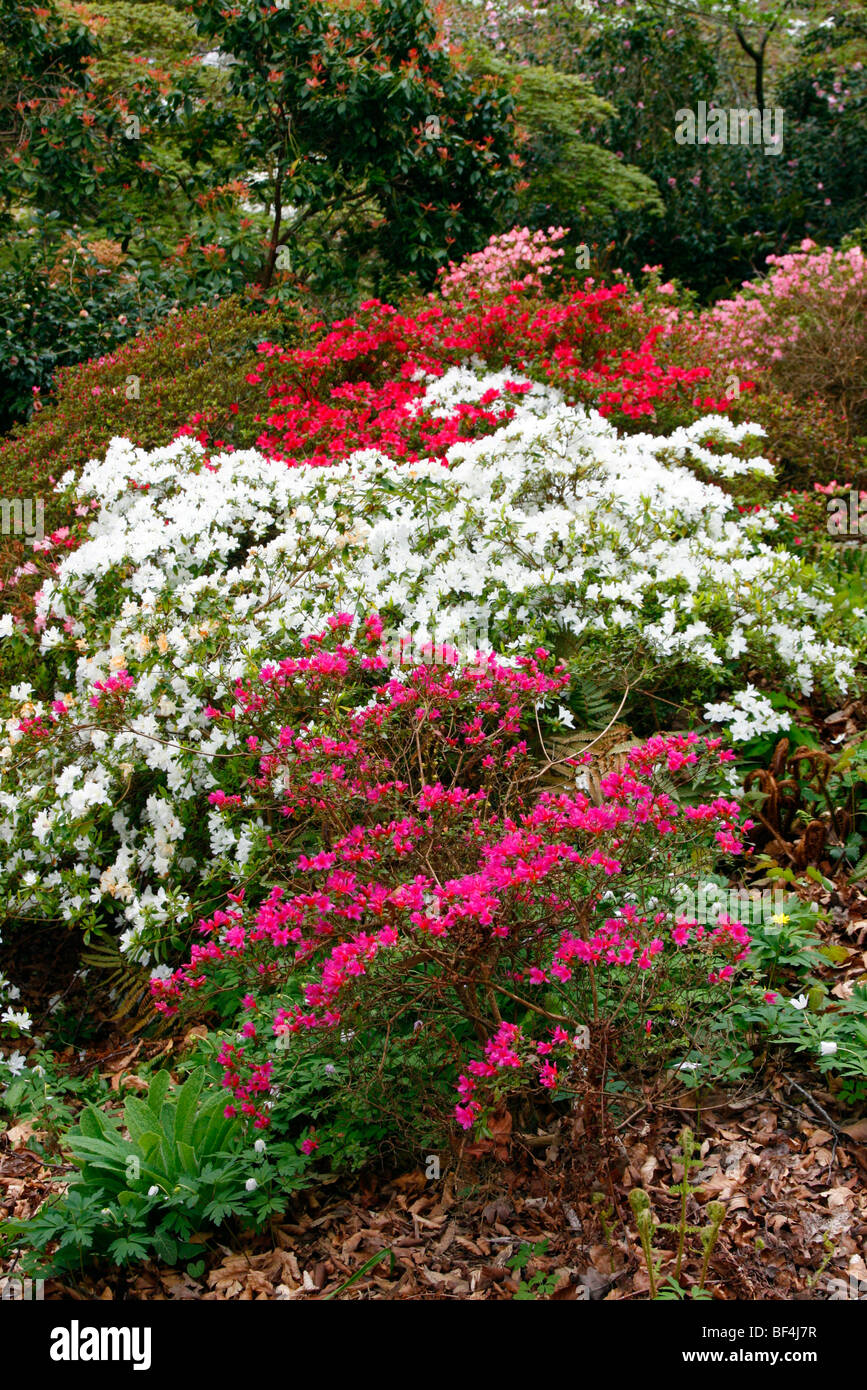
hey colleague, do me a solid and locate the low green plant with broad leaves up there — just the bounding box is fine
[6,1067,308,1277]
[508,1240,561,1301]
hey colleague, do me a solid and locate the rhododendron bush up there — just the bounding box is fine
[654,239,867,484]
[435,225,568,300]
[239,282,728,454]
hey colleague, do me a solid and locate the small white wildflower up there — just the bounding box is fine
[245,1177,258,1192]
[1,1007,31,1031]
[3,1050,27,1077]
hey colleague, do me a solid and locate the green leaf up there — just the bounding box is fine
[173,1068,205,1146]
[153,1229,178,1266]
[147,1070,171,1116]
[67,1134,126,1164]
[124,1096,164,1148]
[175,1140,199,1177]
[76,1106,114,1141]
[820,944,849,965]
[805,866,834,891]
[322,1247,394,1299]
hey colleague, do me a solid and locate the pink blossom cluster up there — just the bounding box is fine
[697,239,867,376]
[436,226,568,300]
[455,1022,578,1130]
[89,669,135,708]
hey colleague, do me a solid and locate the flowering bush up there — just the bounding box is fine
[435,225,568,300]
[243,285,728,462]
[0,362,855,1016]
[140,624,755,1146]
[624,242,867,485]
[697,240,867,458]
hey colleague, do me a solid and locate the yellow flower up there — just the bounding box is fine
[770,912,790,925]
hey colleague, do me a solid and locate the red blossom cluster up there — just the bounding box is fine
[174,285,730,462]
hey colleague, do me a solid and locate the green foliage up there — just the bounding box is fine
[466,49,662,232]
[81,1,199,92]
[0,0,525,424]
[775,8,867,251]
[755,983,867,1105]
[655,1276,713,1301]
[1,1050,110,1151]
[743,895,829,985]
[0,0,161,228]
[629,1129,727,1298]
[507,1239,560,1300]
[4,1067,279,1275]
[0,222,183,435]
[4,1033,440,1276]
[160,0,521,294]
[486,4,867,299]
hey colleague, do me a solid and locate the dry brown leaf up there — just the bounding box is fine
[4,1121,37,1150]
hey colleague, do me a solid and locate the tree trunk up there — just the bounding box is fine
[734,27,769,110]
[261,167,284,291]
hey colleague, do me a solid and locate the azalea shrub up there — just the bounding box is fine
[435,224,569,301]
[0,291,307,618]
[0,357,857,1017]
[0,291,305,523]
[734,391,860,489]
[139,622,757,1154]
[699,241,867,451]
[628,242,867,485]
[242,280,732,460]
